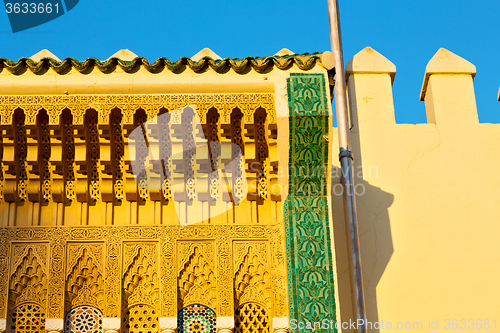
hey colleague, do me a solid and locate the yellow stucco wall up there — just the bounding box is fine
[331,47,500,332]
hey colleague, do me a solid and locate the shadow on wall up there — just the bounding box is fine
[331,92,394,333]
[331,170,394,333]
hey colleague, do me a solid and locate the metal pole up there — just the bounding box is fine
[327,1,367,332]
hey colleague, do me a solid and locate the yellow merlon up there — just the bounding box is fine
[333,46,500,332]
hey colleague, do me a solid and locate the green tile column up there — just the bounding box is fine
[285,73,337,332]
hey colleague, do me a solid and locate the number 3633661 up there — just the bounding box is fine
[4,0,80,33]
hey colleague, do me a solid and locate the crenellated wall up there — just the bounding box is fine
[331,47,500,332]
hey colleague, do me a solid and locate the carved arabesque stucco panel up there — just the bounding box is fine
[0,224,288,320]
[0,94,275,126]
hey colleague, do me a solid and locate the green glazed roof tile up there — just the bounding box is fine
[0,52,329,75]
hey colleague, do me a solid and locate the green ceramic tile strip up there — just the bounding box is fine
[287,73,329,117]
[285,73,337,332]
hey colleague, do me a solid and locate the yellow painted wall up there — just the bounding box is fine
[331,47,500,332]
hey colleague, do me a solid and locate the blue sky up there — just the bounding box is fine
[0,0,499,124]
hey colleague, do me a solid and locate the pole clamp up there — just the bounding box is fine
[339,148,353,161]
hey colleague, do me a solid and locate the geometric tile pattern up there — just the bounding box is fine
[285,73,337,332]
[177,303,216,333]
[64,305,103,333]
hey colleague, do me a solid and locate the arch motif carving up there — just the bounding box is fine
[65,245,104,310]
[0,224,289,321]
[122,244,159,309]
[178,244,216,310]
[8,245,48,333]
[233,243,271,310]
[9,245,48,307]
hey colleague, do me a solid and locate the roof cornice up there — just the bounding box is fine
[0,52,333,75]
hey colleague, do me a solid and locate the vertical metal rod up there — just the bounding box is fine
[327,0,367,332]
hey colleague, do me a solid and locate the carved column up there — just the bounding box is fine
[230,108,245,205]
[62,112,76,203]
[14,112,28,202]
[158,110,172,202]
[133,110,149,202]
[38,111,52,202]
[181,106,196,225]
[254,107,269,201]
[207,108,220,206]
[104,228,121,320]
[159,317,177,333]
[111,111,125,203]
[216,228,233,318]
[0,229,9,320]
[85,110,101,203]
[160,229,177,319]
[0,125,4,203]
[47,229,65,329]
[216,316,234,333]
